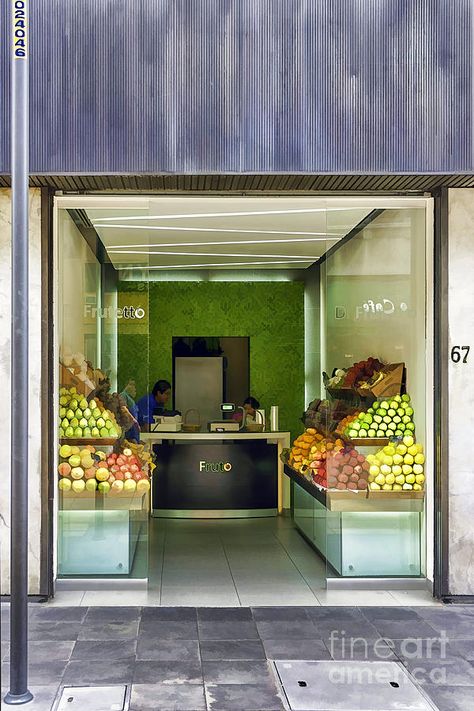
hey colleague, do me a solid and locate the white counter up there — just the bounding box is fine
[141,431,290,444]
[141,431,291,512]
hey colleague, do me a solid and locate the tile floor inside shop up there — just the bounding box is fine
[2,605,474,711]
[55,516,438,607]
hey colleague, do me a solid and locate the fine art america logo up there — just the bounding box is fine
[84,304,145,319]
[199,460,232,473]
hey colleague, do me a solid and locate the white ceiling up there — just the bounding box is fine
[86,197,373,272]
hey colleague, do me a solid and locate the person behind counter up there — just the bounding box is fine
[233,396,261,426]
[136,379,172,430]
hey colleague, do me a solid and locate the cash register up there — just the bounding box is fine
[208,403,245,432]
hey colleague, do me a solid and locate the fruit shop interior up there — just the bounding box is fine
[55,195,433,604]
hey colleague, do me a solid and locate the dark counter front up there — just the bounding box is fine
[152,441,278,517]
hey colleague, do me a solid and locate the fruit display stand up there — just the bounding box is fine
[58,490,149,576]
[286,464,423,577]
[59,437,119,447]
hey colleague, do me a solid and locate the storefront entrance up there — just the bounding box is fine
[53,195,434,605]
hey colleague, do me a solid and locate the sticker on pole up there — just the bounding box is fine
[12,0,27,59]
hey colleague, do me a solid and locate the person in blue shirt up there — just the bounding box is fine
[136,379,172,430]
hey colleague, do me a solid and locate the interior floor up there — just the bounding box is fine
[55,517,439,607]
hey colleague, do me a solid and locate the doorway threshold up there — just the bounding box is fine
[326,577,430,591]
[55,578,148,591]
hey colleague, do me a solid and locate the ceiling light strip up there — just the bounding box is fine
[105,236,341,249]
[108,250,320,259]
[95,224,342,237]
[93,207,361,223]
[115,259,314,270]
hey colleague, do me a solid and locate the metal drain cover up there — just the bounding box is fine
[55,685,129,711]
[274,661,437,711]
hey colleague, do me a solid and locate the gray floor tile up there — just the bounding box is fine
[252,606,310,621]
[83,606,140,623]
[200,640,266,661]
[203,660,274,685]
[139,620,198,640]
[307,606,372,622]
[133,661,202,684]
[141,607,197,622]
[263,637,331,660]
[136,638,200,662]
[198,620,259,641]
[3,641,74,663]
[131,683,206,710]
[326,637,399,661]
[205,682,284,710]
[62,658,135,684]
[255,619,320,640]
[360,606,425,621]
[369,619,442,640]
[2,660,66,685]
[393,636,461,662]
[403,657,474,686]
[452,639,474,661]
[313,619,381,639]
[78,620,139,641]
[423,684,474,711]
[415,608,474,639]
[28,606,88,623]
[71,639,137,660]
[28,622,82,642]
[198,608,253,622]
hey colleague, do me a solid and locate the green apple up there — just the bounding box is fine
[405,422,415,432]
[415,473,425,484]
[59,427,65,437]
[348,429,358,438]
[58,478,71,491]
[75,409,83,419]
[379,423,388,431]
[79,398,88,410]
[378,408,387,417]
[98,481,111,494]
[403,435,415,448]
[367,429,376,437]
[83,427,92,438]
[404,453,414,465]
[61,418,69,430]
[91,427,100,437]
[380,401,389,410]
[392,465,402,476]
[96,417,105,429]
[380,464,391,476]
[395,474,405,484]
[372,402,380,410]
[370,482,381,490]
[385,473,395,485]
[65,426,74,438]
[88,417,96,428]
[402,464,413,475]
[352,421,361,431]
[358,429,367,438]
[414,453,425,465]
[394,430,403,437]
[405,473,416,484]
[369,465,380,477]
[85,478,98,492]
[382,483,393,491]
[93,408,101,419]
[66,409,75,420]
[375,473,386,485]
[413,464,424,475]
[388,408,396,417]
[70,417,79,428]
[69,399,79,410]
[388,422,397,431]
[402,394,411,402]
[393,454,404,465]
[74,427,83,438]
[83,408,91,419]
[59,407,67,418]
[79,418,88,429]
[393,415,401,424]
[373,415,382,424]
[376,430,385,437]
[402,482,413,490]
[393,483,403,491]
[89,399,97,410]
[100,428,109,437]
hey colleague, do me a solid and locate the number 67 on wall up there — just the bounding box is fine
[451,346,470,363]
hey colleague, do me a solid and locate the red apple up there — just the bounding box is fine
[133,472,142,481]
[108,474,116,483]
[124,471,132,479]
[114,470,125,481]
[130,464,139,473]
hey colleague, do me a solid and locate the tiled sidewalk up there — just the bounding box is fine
[1,604,474,710]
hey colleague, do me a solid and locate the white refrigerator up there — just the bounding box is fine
[174,357,224,426]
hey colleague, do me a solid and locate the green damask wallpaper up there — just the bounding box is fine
[117,281,304,438]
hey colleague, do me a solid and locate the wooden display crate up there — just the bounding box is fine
[60,364,94,396]
[60,437,119,447]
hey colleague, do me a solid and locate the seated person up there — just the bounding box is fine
[136,379,172,429]
[233,396,260,426]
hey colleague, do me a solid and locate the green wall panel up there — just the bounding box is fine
[118,281,304,438]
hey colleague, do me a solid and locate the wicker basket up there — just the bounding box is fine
[182,408,201,433]
[245,422,264,433]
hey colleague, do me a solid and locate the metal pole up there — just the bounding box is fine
[4,0,33,704]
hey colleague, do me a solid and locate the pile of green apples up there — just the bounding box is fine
[345,394,415,439]
[367,435,425,491]
[59,386,119,439]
